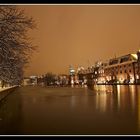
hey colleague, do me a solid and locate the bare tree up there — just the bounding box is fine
[0,6,36,86]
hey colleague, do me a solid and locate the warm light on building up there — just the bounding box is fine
[131,54,138,60]
[77,51,140,85]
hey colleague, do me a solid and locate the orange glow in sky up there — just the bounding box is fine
[19,5,140,76]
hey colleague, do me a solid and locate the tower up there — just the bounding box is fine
[69,65,75,76]
[69,65,75,86]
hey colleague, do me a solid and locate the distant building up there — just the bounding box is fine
[58,74,69,86]
[69,65,75,85]
[97,62,106,84]
[80,52,140,85]
[30,76,38,85]
[104,54,137,84]
[69,65,75,76]
[22,77,31,86]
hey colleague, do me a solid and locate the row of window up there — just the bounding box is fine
[105,69,132,74]
[107,64,132,70]
[109,56,131,66]
[80,63,140,74]
[119,70,132,74]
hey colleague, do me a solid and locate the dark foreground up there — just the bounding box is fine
[0,85,140,135]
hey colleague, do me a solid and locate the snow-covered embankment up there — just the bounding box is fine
[0,86,19,101]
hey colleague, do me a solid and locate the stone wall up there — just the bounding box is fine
[0,86,18,102]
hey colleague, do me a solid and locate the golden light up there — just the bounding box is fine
[131,54,138,60]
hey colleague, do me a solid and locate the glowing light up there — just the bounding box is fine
[131,54,138,59]
[117,85,121,109]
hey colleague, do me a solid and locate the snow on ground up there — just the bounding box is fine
[0,86,18,92]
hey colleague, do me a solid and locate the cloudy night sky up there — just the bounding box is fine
[19,5,140,76]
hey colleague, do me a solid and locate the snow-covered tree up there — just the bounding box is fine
[0,6,36,86]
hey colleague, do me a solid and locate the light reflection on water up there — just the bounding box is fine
[0,85,140,134]
[136,86,140,134]
[92,85,140,134]
[92,85,137,113]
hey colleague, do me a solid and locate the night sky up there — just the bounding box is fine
[19,5,140,76]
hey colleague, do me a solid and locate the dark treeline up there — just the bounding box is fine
[36,72,70,87]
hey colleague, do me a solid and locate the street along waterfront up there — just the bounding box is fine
[0,85,139,135]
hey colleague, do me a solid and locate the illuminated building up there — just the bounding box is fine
[22,77,32,86]
[82,52,140,85]
[104,54,137,84]
[97,62,107,84]
[69,65,75,85]
[136,50,140,83]
[30,76,38,85]
[58,74,69,86]
[77,66,87,85]
[69,65,75,76]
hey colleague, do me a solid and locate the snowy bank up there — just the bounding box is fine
[0,86,19,101]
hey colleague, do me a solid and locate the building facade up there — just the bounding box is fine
[104,54,137,84]
[79,52,140,85]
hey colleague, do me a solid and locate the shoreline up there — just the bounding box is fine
[0,86,19,102]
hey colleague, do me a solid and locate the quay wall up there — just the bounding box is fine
[0,86,19,102]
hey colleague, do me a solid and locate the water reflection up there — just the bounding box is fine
[92,85,137,114]
[0,86,140,134]
[136,86,140,133]
[95,92,107,112]
[0,89,22,134]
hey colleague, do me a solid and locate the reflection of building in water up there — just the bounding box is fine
[128,85,136,112]
[95,93,107,112]
[136,86,140,133]
[94,85,113,112]
[117,85,121,109]
[113,85,136,112]
[94,85,138,114]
